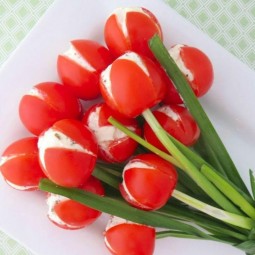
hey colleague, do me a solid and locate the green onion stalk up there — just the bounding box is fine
[39,35,255,255]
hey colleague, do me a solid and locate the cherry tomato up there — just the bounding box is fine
[104,7,162,60]
[163,44,214,104]
[0,137,45,191]
[143,104,200,152]
[57,39,113,100]
[19,82,82,136]
[104,216,155,255]
[82,102,141,163]
[100,51,166,118]
[47,176,104,230]
[119,154,177,210]
[38,119,98,187]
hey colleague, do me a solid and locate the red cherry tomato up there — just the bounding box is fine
[47,176,104,230]
[19,82,82,136]
[104,216,155,255]
[143,104,200,152]
[57,40,113,100]
[0,137,45,191]
[104,7,162,59]
[100,51,166,118]
[38,119,98,187]
[119,154,177,210]
[163,44,214,104]
[82,102,141,163]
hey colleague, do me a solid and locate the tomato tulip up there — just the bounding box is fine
[19,82,82,136]
[47,176,104,230]
[163,44,214,104]
[120,154,177,210]
[104,216,155,255]
[57,39,113,100]
[0,137,45,191]
[82,102,141,163]
[143,104,200,152]
[100,51,166,118]
[104,7,162,59]
[38,119,98,187]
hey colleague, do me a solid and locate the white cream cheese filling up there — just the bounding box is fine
[0,154,21,166]
[62,44,96,72]
[105,215,130,231]
[104,216,132,254]
[157,105,180,121]
[121,161,154,209]
[112,7,145,39]
[87,106,134,160]
[47,193,77,229]
[5,180,37,191]
[169,44,194,81]
[38,128,96,171]
[119,51,149,76]
[100,51,149,108]
[100,63,115,104]
[27,87,45,100]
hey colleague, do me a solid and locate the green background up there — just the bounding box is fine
[0,0,254,254]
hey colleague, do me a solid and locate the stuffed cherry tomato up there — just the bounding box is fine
[100,51,166,118]
[47,176,104,230]
[82,102,141,163]
[0,137,45,191]
[57,39,113,100]
[163,44,214,104]
[104,7,162,59]
[104,216,155,255]
[143,104,200,152]
[38,119,97,187]
[120,154,177,210]
[19,82,82,136]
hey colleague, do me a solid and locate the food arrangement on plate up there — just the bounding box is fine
[1,5,255,255]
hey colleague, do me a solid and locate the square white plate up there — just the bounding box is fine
[0,0,254,254]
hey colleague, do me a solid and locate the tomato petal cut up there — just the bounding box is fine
[120,154,177,210]
[57,55,100,99]
[47,176,104,229]
[0,137,45,190]
[82,103,140,163]
[54,200,101,228]
[105,218,155,255]
[180,46,214,97]
[19,82,81,136]
[100,52,166,118]
[104,7,162,59]
[38,119,98,188]
[143,104,200,151]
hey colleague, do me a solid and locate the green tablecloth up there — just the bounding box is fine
[0,0,254,254]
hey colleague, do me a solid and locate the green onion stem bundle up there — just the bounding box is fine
[39,35,255,255]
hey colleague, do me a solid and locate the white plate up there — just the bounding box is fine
[0,0,254,255]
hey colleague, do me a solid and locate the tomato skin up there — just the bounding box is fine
[57,40,113,100]
[57,55,99,99]
[19,82,82,136]
[163,44,214,104]
[38,119,98,187]
[104,7,162,59]
[0,137,45,191]
[143,104,200,152]
[104,14,127,58]
[82,103,141,163]
[47,176,104,230]
[100,52,166,118]
[120,154,177,210]
[182,46,214,96]
[104,216,155,255]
